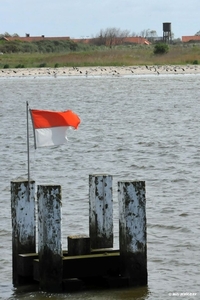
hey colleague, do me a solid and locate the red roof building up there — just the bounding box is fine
[182,36,200,42]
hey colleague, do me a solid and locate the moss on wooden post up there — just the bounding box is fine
[118,181,147,286]
[37,185,63,292]
[89,174,113,249]
[11,180,36,286]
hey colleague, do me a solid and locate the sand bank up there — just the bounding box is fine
[0,65,200,78]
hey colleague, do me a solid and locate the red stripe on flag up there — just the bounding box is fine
[30,109,80,129]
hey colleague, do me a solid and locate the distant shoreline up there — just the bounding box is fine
[0,65,200,77]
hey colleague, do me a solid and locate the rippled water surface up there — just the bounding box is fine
[0,74,200,299]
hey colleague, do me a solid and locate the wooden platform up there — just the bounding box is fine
[17,249,131,290]
[11,178,147,292]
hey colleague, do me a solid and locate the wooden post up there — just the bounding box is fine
[89,174,113,249]
[118,181,147,286]
[68,235,91,256]
[37,185,63,292]
[11,180,36,286]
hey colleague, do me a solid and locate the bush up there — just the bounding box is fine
[22,43,38,53]
[154,43,169,54]
[0,42,19,53]
[193,60,198,64]
[39,62,47,67]
[35,40,78,53]
[3,64,9,68]
[15,64,25,68]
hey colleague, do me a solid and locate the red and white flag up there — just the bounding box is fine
[30,109,80,148]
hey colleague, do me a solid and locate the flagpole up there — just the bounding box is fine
[26,101,30,200]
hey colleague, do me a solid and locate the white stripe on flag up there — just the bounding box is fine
[35,126,69,147]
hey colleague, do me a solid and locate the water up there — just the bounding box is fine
[0,74,200,299]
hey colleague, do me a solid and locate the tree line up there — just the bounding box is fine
[2,25,197,54]
[0,28,157,53]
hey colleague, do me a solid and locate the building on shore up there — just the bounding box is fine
[3,33,150,45]
[182,36,200,43]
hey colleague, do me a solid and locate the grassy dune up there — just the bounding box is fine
[0,44,200,69]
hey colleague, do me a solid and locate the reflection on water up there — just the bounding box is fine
[9,285,149,300]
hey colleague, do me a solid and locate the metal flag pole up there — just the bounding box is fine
[26,101,30,200]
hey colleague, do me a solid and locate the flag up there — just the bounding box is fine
[30,109,80,148]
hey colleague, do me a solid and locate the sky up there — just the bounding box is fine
[1,0,200,39]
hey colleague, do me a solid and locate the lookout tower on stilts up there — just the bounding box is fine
[163,22,172,44]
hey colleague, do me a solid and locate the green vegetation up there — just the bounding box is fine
[3,63,9,69]
[154,43,169,54]
[15,64,24,68]
[0,40,200,68]
[0,39,78,53]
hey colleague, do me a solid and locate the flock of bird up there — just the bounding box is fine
[0,65,199,78]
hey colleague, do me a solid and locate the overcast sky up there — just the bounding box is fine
[1,0,200,39]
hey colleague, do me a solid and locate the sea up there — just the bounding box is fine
[0,73,200,300]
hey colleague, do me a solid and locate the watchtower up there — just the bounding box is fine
[163,23,172,43]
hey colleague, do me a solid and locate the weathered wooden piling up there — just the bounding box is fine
[11,180,36,286]
[11,175,148,292]
[89,174,113,249]
[37,185,63,292]
[118,181,147,286]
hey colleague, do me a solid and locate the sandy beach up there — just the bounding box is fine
[0,65,200,78]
